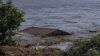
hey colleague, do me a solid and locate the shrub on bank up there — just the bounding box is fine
[64,34,100,56]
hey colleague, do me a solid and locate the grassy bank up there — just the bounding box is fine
[0,46,63,56]
[0,34,100,56]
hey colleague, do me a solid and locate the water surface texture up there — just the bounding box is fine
[13,0,100,33]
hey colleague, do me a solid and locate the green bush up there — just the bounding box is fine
[64,34,100,56]
[0,0,24,46]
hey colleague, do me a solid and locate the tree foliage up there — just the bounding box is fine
[0,0,24,45]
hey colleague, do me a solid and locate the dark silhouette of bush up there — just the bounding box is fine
[0,51,5,56]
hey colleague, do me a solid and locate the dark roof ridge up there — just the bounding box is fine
[20,26,60,32]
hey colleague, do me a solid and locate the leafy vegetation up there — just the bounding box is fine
[65,34,100,56]
[0,0,24,46]
[0,0,100,56]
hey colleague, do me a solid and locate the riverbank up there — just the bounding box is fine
[0,46,63,56]
[1,34,100,56]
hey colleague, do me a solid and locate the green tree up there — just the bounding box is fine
[0,0,24,45]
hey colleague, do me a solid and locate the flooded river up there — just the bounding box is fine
[13,0,100,50]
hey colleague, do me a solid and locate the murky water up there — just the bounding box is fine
[13,0,100,50]
[13,0,100,34]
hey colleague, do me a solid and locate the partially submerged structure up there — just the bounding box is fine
[15,27,72,47]
[20,27,72,37]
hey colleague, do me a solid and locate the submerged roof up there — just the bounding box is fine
[20,27,72,37]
